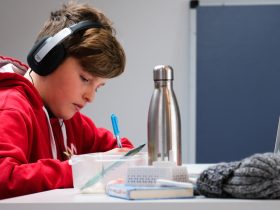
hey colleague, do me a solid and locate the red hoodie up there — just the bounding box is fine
[0,56,133,199]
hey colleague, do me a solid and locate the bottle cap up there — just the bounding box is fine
[153,65,174,81]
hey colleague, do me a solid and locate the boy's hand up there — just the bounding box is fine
[104,147,131,155]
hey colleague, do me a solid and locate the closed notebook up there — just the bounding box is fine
[105,183,194,200]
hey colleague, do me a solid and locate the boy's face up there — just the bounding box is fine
[41,57,107,120]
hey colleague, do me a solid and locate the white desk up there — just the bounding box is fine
[1,164,279,210]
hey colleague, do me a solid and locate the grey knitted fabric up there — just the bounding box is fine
[196,153,280,199]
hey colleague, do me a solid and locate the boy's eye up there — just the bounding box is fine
[80,75,89,82]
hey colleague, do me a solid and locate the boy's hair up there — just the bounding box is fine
[36,1,125,78]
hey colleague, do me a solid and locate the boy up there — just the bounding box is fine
[0,2,133,199]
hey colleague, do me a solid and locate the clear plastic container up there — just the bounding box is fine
[70,152,147,193]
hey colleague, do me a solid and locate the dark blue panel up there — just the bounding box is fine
[196,5,280,163]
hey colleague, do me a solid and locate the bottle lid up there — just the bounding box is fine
[153,65,174,81]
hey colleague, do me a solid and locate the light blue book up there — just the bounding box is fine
[105,183,194,200]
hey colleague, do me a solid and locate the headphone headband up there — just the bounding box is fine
[34,21,102,63]
[27,20,102,76]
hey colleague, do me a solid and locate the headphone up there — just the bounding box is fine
[27,20,102,76]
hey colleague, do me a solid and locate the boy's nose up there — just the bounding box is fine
[83,87,95,103]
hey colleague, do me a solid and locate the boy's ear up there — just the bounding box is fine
[27,37,66,76]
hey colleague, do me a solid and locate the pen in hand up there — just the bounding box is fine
[111,114,123,148]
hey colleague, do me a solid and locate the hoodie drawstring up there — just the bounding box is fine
[43,107,67,159]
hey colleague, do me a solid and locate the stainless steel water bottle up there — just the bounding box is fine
[147,65,182,165]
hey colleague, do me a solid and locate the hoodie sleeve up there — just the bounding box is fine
[0,109,73,199]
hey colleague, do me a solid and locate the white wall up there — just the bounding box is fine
[0,0,194,163]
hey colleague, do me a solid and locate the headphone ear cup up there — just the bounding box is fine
[27,37,66,76]
[36,43,66,76]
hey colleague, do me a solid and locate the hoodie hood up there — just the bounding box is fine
[0,56,43,109]
[0,55,28,75]
[0,56,64,159]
